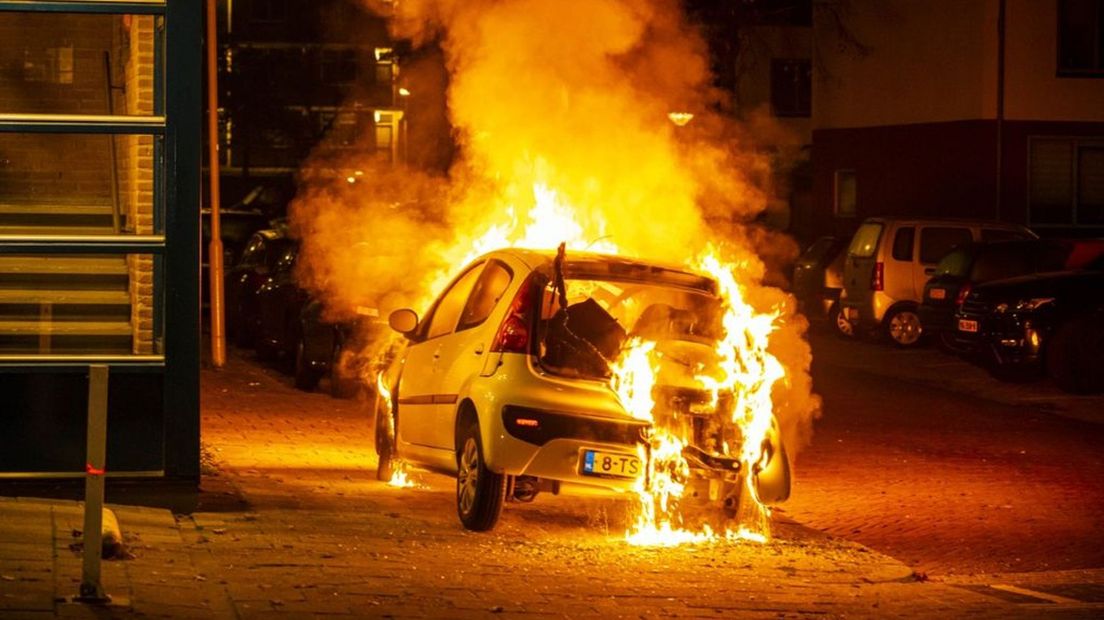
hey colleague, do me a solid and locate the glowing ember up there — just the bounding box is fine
[387,460,416,489]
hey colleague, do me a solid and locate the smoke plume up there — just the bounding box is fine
[289,0,820,454]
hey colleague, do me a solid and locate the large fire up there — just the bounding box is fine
[292,0,820,544]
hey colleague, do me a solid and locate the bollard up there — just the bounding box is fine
[78,365,110,603]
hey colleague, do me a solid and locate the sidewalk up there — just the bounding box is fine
[808,329,1104,425]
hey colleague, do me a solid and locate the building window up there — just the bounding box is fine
[1058,0,1104,76]
[1029,137,1104,226]
[834,169,856,218]
[770,58,811,117]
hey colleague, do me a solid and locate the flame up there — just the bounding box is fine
[387,460,416,489]
[375,372,415,488]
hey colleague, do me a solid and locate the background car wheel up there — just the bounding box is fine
[1046,317,1104,394]
[293,337,323,391]
[374,392,395,482]
[884,307,923,348]
[456,420,506,532]
[829,302,854,339]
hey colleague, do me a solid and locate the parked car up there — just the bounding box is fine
[953,267,1104,392]
[920,239,1104,347]
[200,209,272,313]
[793,236,849,336]
[840,217,1035,347]
[254,241,383,395]
[226,229,293,346]
[375,248,791,531]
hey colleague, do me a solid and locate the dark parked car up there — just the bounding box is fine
[254,241,380,395]
[200,209,273,313]
[919,239,1104,347]
[227,229,293,346]
[793,236,850,336]
[953,267,1104,393]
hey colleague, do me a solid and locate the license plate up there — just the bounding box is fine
[930,288,946,300]
[958,319,978,333]
[580,450,641,479]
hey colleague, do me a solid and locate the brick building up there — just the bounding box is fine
[0,3,201,480]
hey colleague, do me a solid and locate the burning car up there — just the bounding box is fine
[374,246,790,532]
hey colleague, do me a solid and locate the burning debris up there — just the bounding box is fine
[290,0,820,544]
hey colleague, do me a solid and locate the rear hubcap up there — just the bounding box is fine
[458,438,479,515]
[890,312,921,345]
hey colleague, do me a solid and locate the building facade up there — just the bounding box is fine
[0,2,201,480]
[800,0,1104,243]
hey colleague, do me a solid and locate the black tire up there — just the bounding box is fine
[293,337,323,391]
[829,302,854,339]
[883,306,924,348]
[1047,317,1104,394]
[374,392,395,482]
[456,419,506,531]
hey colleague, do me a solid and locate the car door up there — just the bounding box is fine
[915,225,972,301]
[397,262,484,448]
[425,260,515,449]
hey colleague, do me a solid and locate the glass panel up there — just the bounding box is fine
[847,222,881,258]
[891,227,914,261]
[1030,139,1074,225]
[425,263,483,340]
[458,260,513,331]
[0,253,161,355]
[919,227,972,264]
[0,12,160,115]
[834,170,856,217]
[0,132,158,235]
[1078,146,1104,224]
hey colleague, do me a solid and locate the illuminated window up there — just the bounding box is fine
[834,169,856,218]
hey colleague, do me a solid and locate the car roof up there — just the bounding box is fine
[484,247,718,294]
[861,216,1034,230]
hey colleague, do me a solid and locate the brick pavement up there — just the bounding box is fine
[2,348,1103,617]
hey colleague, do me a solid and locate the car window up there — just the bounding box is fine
[273,245,297,275]
[425,263,485,340]
[934,247,972,277]
[919,227,972,264]
[264,240,290,272]
[800,237,839,266]
[458,261,513,331]
[847,222,883,258]
[891,227,914,261]
[240,236,265,267]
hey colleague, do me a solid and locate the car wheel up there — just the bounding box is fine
[293,337,322,391]
[829,303,854,339]
[374,391,395,482]
[1047,317,1104,394]
[884,307,923,348]
[456,420,506,532]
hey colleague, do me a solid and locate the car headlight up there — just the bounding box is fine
[1015,297,1054,311]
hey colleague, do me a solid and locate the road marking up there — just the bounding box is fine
[990,584,1082,605]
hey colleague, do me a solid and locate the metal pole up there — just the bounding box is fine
[103,52,121,234]
[206,0,226,368]
[995,0,1006,221]
[79,365,109,603]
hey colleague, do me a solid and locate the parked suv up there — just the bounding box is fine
[840,217,1035,346]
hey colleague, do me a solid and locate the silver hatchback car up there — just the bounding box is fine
[840,217,1035,347]
[375,248,791,531]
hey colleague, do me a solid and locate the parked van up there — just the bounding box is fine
[840,217,1035,347]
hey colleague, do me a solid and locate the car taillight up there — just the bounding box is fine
[490,276,534,353]
[956,282,972,307]
[871,262,884,291]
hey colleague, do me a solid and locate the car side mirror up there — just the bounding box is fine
[388,308,419,335]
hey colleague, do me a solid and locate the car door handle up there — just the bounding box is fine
[474,344,484,355]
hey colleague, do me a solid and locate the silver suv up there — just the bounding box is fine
[840,217,1035,347]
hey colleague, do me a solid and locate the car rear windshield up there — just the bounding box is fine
[536,277,721,379]
[799,238,840,266]
[848,223,883,258]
